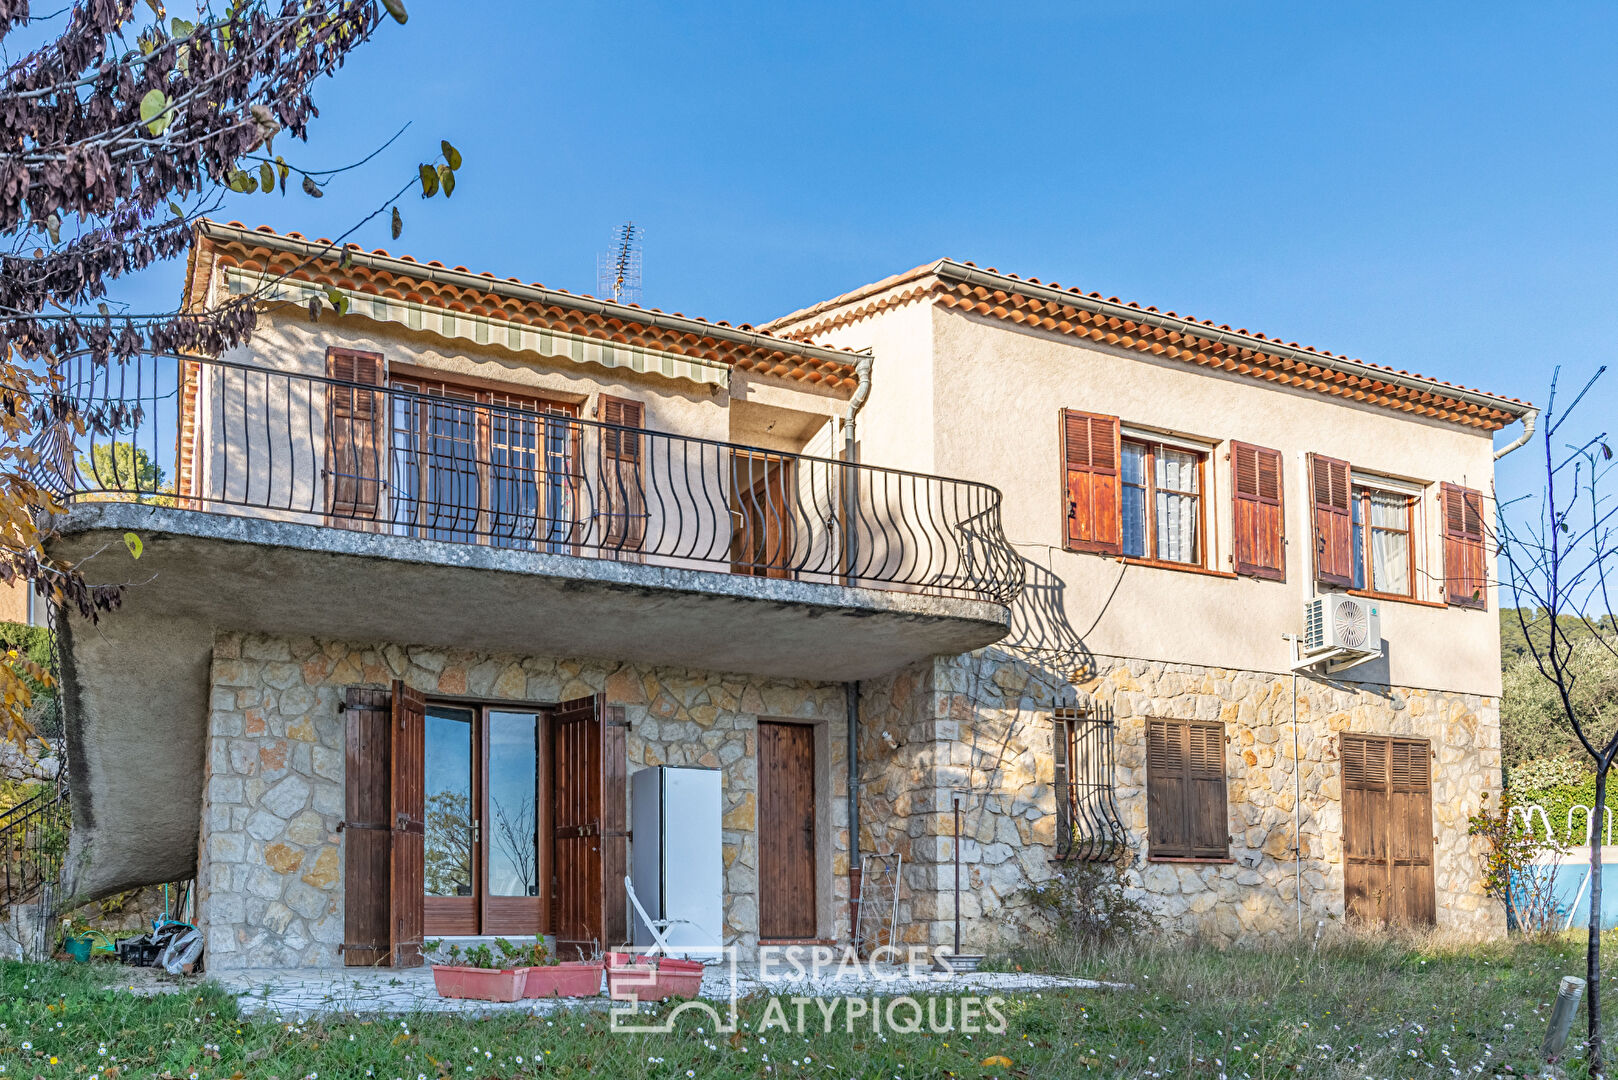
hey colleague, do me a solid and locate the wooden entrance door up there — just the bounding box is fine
[551,695,628,959]
[421,703,550,937]
[758,722,817,939]
[1342,734,1436,927]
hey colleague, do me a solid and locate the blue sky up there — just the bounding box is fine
[113,2,1618,497]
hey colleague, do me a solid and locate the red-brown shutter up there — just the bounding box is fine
[1441,482,1487,609]
[551,693,629,958]
[343,687,391,966]
[326,348,385,522]
[388,680,426,967]
[1310,453,1353,587]
[1232,441,1285,581]
[598,395,646,554]
[1061,409,1122,555]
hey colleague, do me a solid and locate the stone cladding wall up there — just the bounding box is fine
[197,632,846,969]
[857,648,1504,950]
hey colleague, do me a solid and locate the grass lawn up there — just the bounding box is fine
[0,933,1608,1079]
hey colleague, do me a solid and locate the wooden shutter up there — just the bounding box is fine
[1232,442,1285,580]
[343,687,392,966]
[1342,733,1435,927]
[1309,453,1353,587]
[551,693,627,958]
[1061,409,1122,555]
[1146,719,1228,859]
[326,348,385,522]
[1052,717,1071,859]
[1441,483,1487,609]
[388,680,426,967]
[598,395,646,555]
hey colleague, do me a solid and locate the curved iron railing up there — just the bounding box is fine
[0,783,70,909]
[38,354,1023,604]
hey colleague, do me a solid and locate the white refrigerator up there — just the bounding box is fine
[630,766,724,957]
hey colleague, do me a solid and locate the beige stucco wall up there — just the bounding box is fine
[808,295,1504,697]
[0,579,27,625]
[196,631,849,970]
[858,648,1503,949]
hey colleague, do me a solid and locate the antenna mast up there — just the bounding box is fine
[597,222,643,305]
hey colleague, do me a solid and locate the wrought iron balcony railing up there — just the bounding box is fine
[35,354,1024,605]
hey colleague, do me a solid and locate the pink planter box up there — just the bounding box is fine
[523,961,604,999]
[606,955,705,1002]
[431,964,528,1003]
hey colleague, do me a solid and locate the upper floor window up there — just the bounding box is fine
[1350,485,1413,597]
[1121,440,1204,565]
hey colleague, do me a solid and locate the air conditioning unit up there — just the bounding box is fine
[1297,593,1383,673]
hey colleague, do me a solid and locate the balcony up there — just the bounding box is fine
[38,354,1021,683]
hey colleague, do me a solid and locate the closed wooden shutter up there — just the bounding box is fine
[326,348,385,522]
[389,681,426,967]
[550,693,628,957]
[1146,718,1228,859]
[1052,717,1071,859]
[598,395,646,554]
[1232,442,1285,580]
[1309,453,1353,587]
[1441,482,1487,609]
[1061,409,1122,554]
[1342,733,1435,927]
[343,687,392,966]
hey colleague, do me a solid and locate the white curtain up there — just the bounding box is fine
[1368,492,1410,593]
[1154,448,1200,563]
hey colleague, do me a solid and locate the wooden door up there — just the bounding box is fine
[732,452,795,578]
[343,687,392,966]
[1342,733,1435,927]
[389,681,427,966]
[758,722,817,939]
[551,695,628,959]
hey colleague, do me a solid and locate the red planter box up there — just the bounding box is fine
[523,961,604,999]
[606,955,705,1001]
[431,964,528,1003]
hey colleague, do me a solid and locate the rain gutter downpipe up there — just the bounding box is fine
[1493,407,1539,460]
[844,351,873,924]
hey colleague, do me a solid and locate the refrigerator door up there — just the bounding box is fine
[629,766,664,949]
[660,767,724,956]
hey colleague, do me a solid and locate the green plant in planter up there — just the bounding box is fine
[494,935,554,966]
[463,943,496,970]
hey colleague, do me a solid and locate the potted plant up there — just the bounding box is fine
[498,938,604,999]
[605,950,705,1002]
[428,941,527,1003]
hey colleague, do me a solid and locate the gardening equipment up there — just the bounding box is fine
[933,796,984,974]
[63,935,92,962]
[522,961,604,999]
[431,964,527,1002]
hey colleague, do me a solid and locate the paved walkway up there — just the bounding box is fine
[195,963,1114,1019]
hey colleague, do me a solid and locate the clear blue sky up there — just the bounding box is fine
[113,2,1618,498]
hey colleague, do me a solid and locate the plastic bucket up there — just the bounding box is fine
[64,936,93,963]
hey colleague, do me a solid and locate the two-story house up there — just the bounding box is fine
[40,224,1529,969]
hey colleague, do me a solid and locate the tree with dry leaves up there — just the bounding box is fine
[0,0,460,752]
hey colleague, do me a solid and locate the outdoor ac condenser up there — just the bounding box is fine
[630,765,724,957]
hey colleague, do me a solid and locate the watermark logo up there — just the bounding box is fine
[608,945,1006,1035]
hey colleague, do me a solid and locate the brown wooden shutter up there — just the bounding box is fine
[1309,453,1353,587]
[1232,442,1285,580]
[1061,409,1122,555]
[598,395,646,554]
[1147,718,1228,859]
[325,348,386,523]
[343,686,392,966]
[1441,483,1487,609]
[1052,717,1071,859]
[1341,733,1434,927]
[552,693,626,958]
[388,680,426,967]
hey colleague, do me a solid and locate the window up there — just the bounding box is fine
[1121,440,1205,565]
[1052,710,1124,862]
[1350,485,1413,597]
[1145,718,1229,860]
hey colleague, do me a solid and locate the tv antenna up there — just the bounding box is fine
[597,222,643,305]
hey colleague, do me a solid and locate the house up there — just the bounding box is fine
[39,223,1530,969]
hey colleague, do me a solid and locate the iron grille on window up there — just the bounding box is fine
[1053,708,1124,861]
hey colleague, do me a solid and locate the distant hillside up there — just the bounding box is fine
[1500,607,1618,665]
